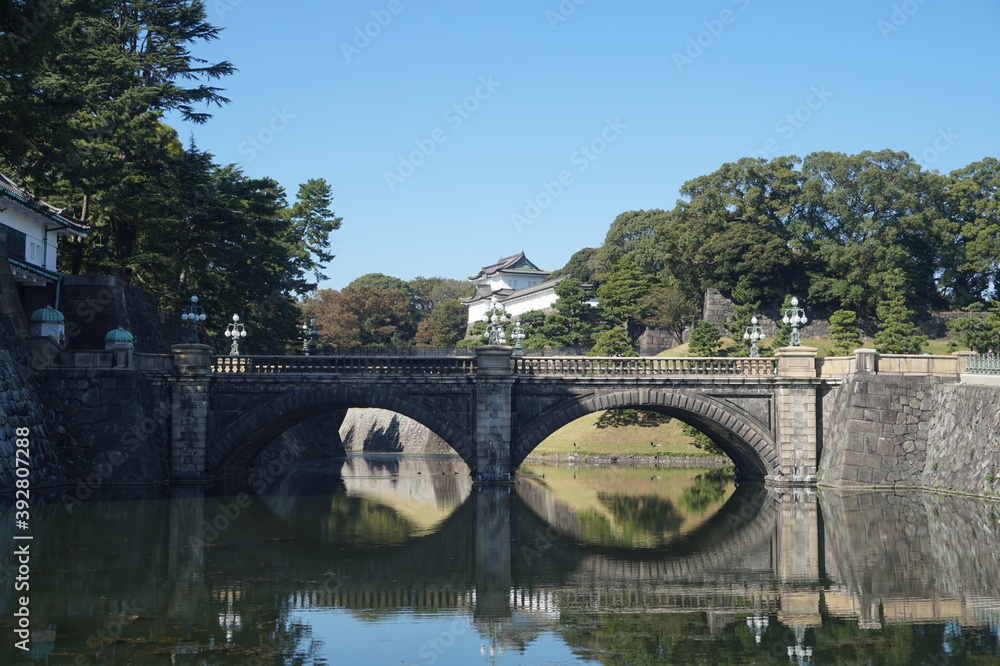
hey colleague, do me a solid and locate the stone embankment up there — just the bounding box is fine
[820,375,1000,497]
[339,408,455,454]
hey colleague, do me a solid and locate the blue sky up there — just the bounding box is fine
[168,0,1000,290]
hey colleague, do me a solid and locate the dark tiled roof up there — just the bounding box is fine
[468,251,549,281]
[0,173,88,236]
[461,276,566,304]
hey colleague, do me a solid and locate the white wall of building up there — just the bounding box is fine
[0,204,59,272]
[466,288,560,325]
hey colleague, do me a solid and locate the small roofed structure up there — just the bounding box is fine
[29,305,66,344]
[462,252,566,324]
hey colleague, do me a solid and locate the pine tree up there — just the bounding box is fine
[588,328,639,357]
[829,309,862,355]
[874,270,926,354]
[688,321,725,356]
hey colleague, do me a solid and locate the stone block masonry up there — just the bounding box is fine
[820,374,1000,497]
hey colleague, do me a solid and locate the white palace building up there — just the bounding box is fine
[461,252,570,325]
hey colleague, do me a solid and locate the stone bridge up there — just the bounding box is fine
[34,340,983,486]
[148,344,830,485]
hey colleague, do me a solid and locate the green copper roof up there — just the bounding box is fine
[30,305,64,323]
[105,326,134,343]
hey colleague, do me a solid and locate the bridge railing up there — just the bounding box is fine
[512,356,778,376]
[966,353,1000,375]
[211,355,477,375]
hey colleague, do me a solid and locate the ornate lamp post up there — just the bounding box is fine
[510,320,526,356]
[742,316,765,358]
[782,297,808,347]
[180,295,206,343]
[224,314,247,356]
[482,295,509,346]
[301,317,318,355]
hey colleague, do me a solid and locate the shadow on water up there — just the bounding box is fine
[2,454,1000,663]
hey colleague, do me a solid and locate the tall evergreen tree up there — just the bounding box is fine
[874,269,927,354]
[829,309,862,355]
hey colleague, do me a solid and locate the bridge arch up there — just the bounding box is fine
[511,388,778,480]
[208,386,477,478]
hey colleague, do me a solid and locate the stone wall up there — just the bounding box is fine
[339,408,456,455]
[921,384,1000,496]
[0,245,64,488]
[34,369,172,487]
[59,275,183,353]
[820,375,1000,496]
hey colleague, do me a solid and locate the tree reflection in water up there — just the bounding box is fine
[3,455,1000,664]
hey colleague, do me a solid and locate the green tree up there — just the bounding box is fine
[829,309,862,355]
[304,286,413,348]
[947,301,1000,353]
[671,156,803,304]
[798,150,943,315]
[284,178,342,283]
[588,328,638,357]
[640,284,699,346]
[724,284,761,356]
[534,278,599,348]
[597,261,655,328]
[549,246,600,283]
[941,158,1000,306]
[772,294,795,348]
[874,269,926,354]
[687,321,724,357]
[414,299,468,347]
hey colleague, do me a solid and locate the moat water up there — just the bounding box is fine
[2,454,1000,664]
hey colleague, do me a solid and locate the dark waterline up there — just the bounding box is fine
[2,454,999,664]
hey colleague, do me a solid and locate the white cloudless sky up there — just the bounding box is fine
[166,0,1000,290]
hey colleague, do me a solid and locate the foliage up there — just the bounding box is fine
[594,409,671,428]
[639,284,699,344]
[947,301,1000,353]
[530,278,600,348]
[687,321,725,357]
[771,294,795,348]
[414,299,467,347]
[303,286,413,348]
[596,261,655,326]
[725,284,761,356]
[680,423,723,455]
[0,0,341,351]
[588,328,638,357]
[408,276,473,313]
[549,246,600,283]
[874,269,927,354]
[829,309,862,355]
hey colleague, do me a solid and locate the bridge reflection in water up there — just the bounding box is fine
[6,455,1000,663]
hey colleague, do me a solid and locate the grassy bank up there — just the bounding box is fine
[533,411,712,457]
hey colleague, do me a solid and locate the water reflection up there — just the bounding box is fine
[1,456,999,664]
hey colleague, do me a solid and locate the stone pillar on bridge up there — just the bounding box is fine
[473,346,515,485]
[170,344,212,480]
[773,346,819,485]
